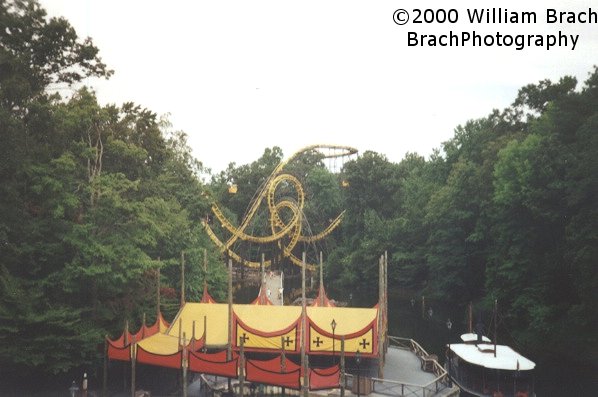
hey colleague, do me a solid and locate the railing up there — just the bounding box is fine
[348,335,452,397]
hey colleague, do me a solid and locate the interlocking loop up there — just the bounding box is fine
[203,145,357,270]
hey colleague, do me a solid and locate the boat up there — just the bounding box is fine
[446,332,535,397]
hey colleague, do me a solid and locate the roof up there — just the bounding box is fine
[460,333,491,343]
[136,302,378,356]
[307,306,377,335]
[449,343,535,371]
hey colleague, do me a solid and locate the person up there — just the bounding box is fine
[267,288,271,298]
[278,287,283,299]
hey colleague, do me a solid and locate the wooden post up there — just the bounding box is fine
[319,251,324,306]
[203,316,207,347]
[182,332,188,397]
[228,258,233,392]
[301,252,308,397]
[469,302,473,333]
[130,337,136,397]
[181,251,186,307]
[378,255,384,378]
[103,336,108,397]
[494,299,498,357]
[124,320,129,393]
[340,336,345,397]
[203,248,208,290]
[261,253,265,286]
[156,261,161,319]
[142,312,146,338]
[384,251,388,352]
[240,336,245,397]
[281,336,286,397]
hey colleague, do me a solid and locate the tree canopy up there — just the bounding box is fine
[1,0,597,391]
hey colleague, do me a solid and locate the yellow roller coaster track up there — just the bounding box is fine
[202,144,357,271]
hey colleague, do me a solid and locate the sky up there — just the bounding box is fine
[40,0,598,174]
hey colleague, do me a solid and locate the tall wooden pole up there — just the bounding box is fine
[130,337,136,397]
[340,336,345,397]
[384,251,388,353]
[469,302,473,333]
[182,333,188,397]
[124,320,129,393]
[203,316,207,347]
[301,252,308,397]
[319,251,324,306]
[156,260,161,319]
[180,251,186,307]
[281,336,287,397]
[228,258,233,392]
[203,248,208,290]
[103,336,108,397]
[261,253,265,286]
[494,299,498,357]
[239,336,245,397]
[378,255,384,378]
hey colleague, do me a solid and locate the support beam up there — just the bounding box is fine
[301,252,308,397]
[239,336,245,397]
[156,260,161,319]
[228,258,233,392]
[180,251,186,307]
[378,255,384,378]
[203,248,208,290]
[319,251,324,306]
[130,337,136,397]
[103,336,108,397]
[340,336,345,397]
[182,333,188,397]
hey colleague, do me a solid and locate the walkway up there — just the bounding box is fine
[263,271,283,306]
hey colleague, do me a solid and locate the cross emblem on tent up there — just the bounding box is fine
[283,336,293,347]
[239,333,250,344]
[312,336,323,347]
[360,338,370,349]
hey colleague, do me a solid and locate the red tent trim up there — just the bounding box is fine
[107,341,131,362]
[307,316,377,357]
[234,314,300,339]
[136,345,182,369]
[188,350,239,377]
[309,365,340,390]
[245,359,301,390]
[246,355,301,373]
[307,316,377,340]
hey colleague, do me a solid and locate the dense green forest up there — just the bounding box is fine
[1,0,597,391]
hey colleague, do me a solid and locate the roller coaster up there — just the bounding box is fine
[202,145,357,271]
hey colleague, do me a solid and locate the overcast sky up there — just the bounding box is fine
[41,0,598,174]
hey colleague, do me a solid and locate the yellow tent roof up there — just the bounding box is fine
[307,306,378,335]
[136,302,378,355]
[138,333,182,355]
[234,304,302,331]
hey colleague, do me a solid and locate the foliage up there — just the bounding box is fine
[2,0,598,387]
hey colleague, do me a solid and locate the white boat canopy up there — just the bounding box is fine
[450,343,536,371]
[460,333,491,343]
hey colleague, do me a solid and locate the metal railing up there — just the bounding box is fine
[343,336,452,397]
